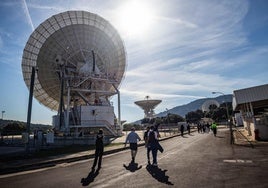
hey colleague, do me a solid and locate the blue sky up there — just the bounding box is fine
[0,0,268,124]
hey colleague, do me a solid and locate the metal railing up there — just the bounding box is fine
[233,126,254,148]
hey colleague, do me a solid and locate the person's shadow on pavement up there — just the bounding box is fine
[123,162,142,172]
[146,165,173,185]
[81,168,100,186]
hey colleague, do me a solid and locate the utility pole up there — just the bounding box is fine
[212,91,233,144]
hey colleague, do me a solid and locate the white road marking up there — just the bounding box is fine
[223,159,253,163]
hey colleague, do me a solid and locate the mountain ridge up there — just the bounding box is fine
[157,94,232,117]
[133,94,232,124]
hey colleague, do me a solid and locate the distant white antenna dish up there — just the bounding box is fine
[135,96,162,118]
[202,100,220,112]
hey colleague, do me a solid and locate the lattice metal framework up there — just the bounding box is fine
[22,11,126,111]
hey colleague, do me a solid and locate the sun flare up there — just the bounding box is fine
[115,1,155,37]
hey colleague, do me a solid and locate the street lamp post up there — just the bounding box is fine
[166,108,171,135]
[212,91,233,144]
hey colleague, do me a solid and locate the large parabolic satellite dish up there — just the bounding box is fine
[135,96,162,119]
[22,11,126,136]
[22,11,126,110]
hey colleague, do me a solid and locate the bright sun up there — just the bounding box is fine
[116,1,154,37]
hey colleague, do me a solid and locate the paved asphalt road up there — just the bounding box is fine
[0,128,267,188]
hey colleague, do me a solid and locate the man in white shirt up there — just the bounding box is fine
[125,127,141,163]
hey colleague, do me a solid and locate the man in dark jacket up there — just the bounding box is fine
[144,126,151,164]
[92,129,104,171]
[147,126,159,166]
[180,124,185,137]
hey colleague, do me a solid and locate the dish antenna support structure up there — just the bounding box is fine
[22,11,126,136]
[135,96,162,119]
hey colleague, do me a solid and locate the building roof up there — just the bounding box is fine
[233,84,268,110]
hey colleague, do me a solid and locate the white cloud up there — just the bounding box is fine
[118,1,253,106]
[21,0,34,31]
[0,35,3,49]
[156,16,198,29]
[125,0,248,55]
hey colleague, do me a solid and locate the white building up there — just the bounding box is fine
[233,84,268,141]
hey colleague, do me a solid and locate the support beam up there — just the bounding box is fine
[26,66,36,152]
[71,88,116,95]
[77,91,90,104]
[112,84,121,131]
[65,85,71,133]
[58,69,65,130]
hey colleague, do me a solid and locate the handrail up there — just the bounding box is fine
[69,119,118,136]
[233,126,254,148]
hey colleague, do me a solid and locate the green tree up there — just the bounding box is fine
[154,117,162,125]
[141,118,150,124]
[167,113,185,123]
[185,109,204,123]
[2,122,26,135]
[205,102,233,122]
[123,123,142,131]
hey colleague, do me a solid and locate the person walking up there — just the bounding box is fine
[147,126,159,166]
[187,123,191,135]
[206,123,210,133]
[92,129,104,171]
[211,122,217,137]
[197,123,201,133]
[144,126,151,164]
[125,127,141,163]
[180,124,185,137]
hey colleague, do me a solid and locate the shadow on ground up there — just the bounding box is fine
[146,164,173,185]
[123,162,142,172]
[81,168,100,186]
